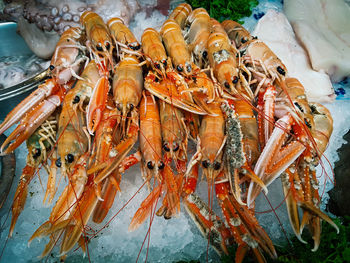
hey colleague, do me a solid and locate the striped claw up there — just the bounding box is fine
[145,73,209,115]
[183,193,230,255]
[1,94,62,154]
[86,76,109,134]
[247,115,306,207]
[0,78,57,136]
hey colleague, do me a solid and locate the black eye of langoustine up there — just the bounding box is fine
[55,158,62,167]
[277,66,285,76]
[162,59,167,67]
[129,104,134,110]
[304,118,312,129]
[202,51,208,59]
[202,160,210,168]
[105,42,111,50]
[96,45,103,52]
[73,95,80,104]
[224,82,230,89]
[49,65,55,71]
[33,148,41,159]
[130,43,140,50]
[66,154,74,163]
[186,64,192,73]
[155,63,160,69]
[294,102,304,113]
[163,143,170,152]
[213,161,221,170]
[232,76,238,84]
[177,65,183,72]
[147,161,154,169]
[158,161,165,170]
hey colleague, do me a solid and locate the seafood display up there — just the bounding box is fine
[0,3,339,262]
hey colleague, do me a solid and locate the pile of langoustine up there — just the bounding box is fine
[0,3,340,262]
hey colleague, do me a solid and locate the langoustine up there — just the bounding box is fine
[0,4,339,262]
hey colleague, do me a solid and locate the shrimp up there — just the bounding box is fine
[112,55,143,139]
[183,100,276,261]
[207,20,240,95]
[128,91,165,229]
[141,28,169,76]
[139,91,164,182]
[168,3,192,29]
[56,61,100,176]
[80,11,113,68]
[107,17,141,55]
[28,64,99,258]
[185,8,211,68]
[221,20,254,49]
[50,27,87,84]
[159,101,187,172]
[161,19,193,76]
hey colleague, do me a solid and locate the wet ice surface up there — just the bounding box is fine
[1,0,350,262]
[0,55,49,89]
